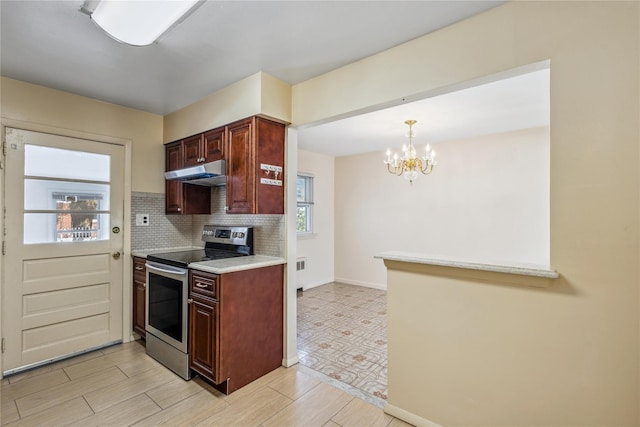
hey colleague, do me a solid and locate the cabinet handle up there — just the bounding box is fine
[195,282,208,288]
[187,298,193,304]
[198,157,205,163]
[143,283,146,288]
[135,266,144,271]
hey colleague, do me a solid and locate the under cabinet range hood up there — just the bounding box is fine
[164,160,226,186]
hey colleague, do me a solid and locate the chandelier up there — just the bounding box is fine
[384,120,437,183]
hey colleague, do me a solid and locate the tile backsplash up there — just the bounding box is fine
[131,187,284,257]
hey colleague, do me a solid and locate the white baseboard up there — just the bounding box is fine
[301,280,334,291]
[282,356,299,367]
[333,277,387,291]
[384,403,442,427]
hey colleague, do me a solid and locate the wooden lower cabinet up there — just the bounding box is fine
[188,265,283,394]
[189,296,218,381]
[132,257,146,338]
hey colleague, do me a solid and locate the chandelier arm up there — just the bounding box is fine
[383,119,437,182]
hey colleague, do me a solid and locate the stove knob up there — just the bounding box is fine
[238,232,245,238]
[232,232,238,238]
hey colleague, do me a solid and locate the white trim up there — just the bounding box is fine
[333,277,387,291]
[3,340,122,377]
[0,117,134,358]
[281,355,299,367]
[384,403,442,427]
[283,127,298,369]
[296,232,316,240]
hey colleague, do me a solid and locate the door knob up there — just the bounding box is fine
[112,251,121,260]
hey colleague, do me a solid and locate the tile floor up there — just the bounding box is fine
[1,340,413,426]
[297,282,388,403]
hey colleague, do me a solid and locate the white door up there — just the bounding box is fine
[2,127,125,374]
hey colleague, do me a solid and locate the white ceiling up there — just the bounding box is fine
[0,0,550,159]
[297,67,550,157]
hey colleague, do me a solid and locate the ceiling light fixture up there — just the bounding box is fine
[82,0,202,47]
[384,120,437,184]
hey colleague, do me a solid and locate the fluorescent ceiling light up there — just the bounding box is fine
[90,0,201,46]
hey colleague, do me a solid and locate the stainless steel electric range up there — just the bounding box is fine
[144,225,254,379]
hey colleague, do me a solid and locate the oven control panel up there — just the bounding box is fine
[201,225,253,247]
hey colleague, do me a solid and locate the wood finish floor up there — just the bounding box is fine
[1,341,412,426]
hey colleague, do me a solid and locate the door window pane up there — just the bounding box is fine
[23,144,111,244]
[25,144,110,181]
[24,213,110,244]
[24,179,110,210]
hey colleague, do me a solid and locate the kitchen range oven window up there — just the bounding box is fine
[147,270,184,343]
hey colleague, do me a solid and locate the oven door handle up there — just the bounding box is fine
[145,262,188,276]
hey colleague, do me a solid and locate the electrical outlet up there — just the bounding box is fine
[136,214,149,226]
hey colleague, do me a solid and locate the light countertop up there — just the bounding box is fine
[189,255,286,274]
[131,249,285,274]
[375,251,559,279]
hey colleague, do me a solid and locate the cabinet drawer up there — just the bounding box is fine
[190,271,218,299]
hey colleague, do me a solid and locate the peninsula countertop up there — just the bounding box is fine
[189,255,286,274]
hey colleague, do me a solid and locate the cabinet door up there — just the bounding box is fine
[202,127,225,162]
[183,134,204,167]
[255,118,285,214]
[165,142,184,213]
[165,180,183,214]
[226,119,254,214]
[189,297,218,382]
[133,280,146,337]
[165,141,183,171]
[132,257,146,337]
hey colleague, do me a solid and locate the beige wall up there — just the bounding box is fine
[0,77,164,194]
[0,76,165,368]
[293,1,639,425]
[297,149,335,289]
[163,72,291,143]
[335,127,550,289]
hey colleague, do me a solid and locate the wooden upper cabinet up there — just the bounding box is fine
[164,140,211,215]
[164,116,284,216]
[183,134,205,167]
[165,141,184,214]
[225,117,285,215]
[165,141,183,171]
[226,119,254,214]
[254,117,285,214]
[183,129,225,168]
[203,127,225,162]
